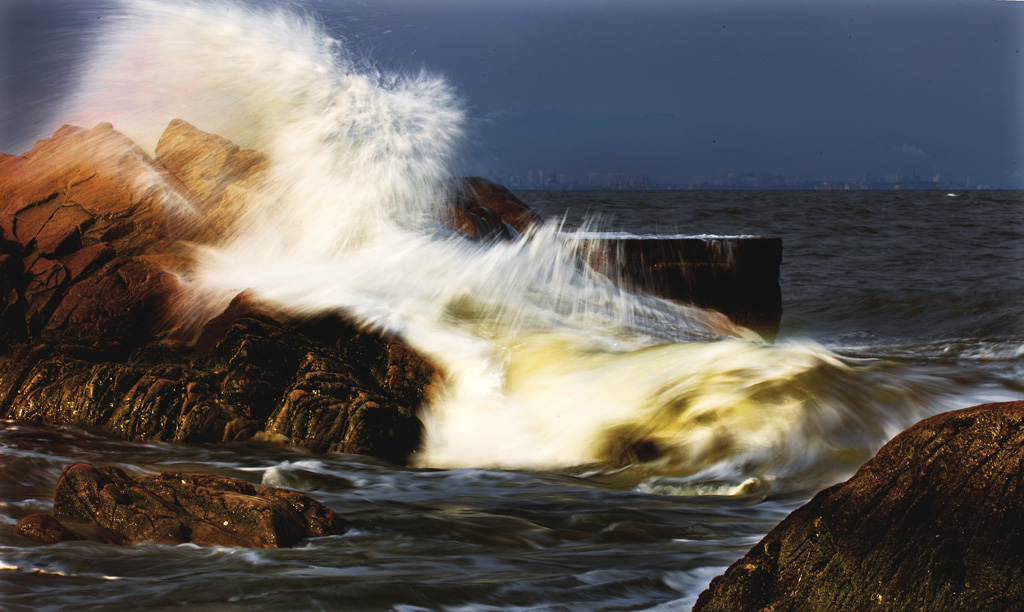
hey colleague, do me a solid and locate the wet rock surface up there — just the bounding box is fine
[0,122,441,463]
[442,177,782,337]
[0,292,440,463]
[581,236,783,339]
[693,401,1024,612]
[444,176,542,240]
[13,463,348,548]
[0,119,782,464]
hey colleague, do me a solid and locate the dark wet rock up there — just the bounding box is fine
[12,513,81,544]
[0,122,442,464]
[14,463,347,548]
[443,179,781,337]
[693,401,1024,612]
[581,236,783,339]
[0,292,440,463]
[444,176,542,240]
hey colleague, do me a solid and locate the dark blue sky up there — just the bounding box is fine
[3,0,1023,186]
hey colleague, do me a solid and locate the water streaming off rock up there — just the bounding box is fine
[53,0,975,478]
[2,1,1022,610]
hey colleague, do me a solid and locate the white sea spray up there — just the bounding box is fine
[58,0,956,484]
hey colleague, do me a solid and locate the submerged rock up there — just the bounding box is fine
[693,400,1024,612]
[11,513,81,544]
[13,463,347,548]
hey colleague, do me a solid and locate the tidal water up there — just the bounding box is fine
[1,1,1023,608]
[3,189,1022,611]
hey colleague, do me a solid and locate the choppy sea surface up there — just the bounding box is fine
[3,189,1022,611]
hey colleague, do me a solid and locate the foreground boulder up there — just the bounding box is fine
[13,463,347,547]
[0,121,441,463]
[693,401,1024,612]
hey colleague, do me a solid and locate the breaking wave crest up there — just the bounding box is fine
[62,0,961,488]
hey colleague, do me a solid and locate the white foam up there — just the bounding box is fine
[562,231,762,240]
[61,1,956,483]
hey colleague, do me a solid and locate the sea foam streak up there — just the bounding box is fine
[61,0,956,487]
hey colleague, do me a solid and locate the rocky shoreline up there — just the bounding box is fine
[4,121,1022,610]
[0,119,782,462]
[0,121,443,462]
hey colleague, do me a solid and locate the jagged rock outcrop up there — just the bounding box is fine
[0,121,441,463]
[0,292,439,463]
[0,122,182,351]
[693,401,1024,612]
[13,462,348,548]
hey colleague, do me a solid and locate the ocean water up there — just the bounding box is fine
[2,1,1023,610]
[3,188,1021,611]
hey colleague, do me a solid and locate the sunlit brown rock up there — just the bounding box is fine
[0,123,441,464]
[444,176,542,240]
[0,122,181,349]
[155,118,267,240]
[693,401,1024,612]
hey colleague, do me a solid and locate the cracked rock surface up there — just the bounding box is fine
[693,401,1024,612]
[0,121,440,464]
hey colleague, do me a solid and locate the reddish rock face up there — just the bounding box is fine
[0,122,441,464]
[14,463,348,548]
[693,401,1024,612]
[0,122,185,350]
[443,176,542,240]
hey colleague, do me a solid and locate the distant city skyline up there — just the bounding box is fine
[495,165,994,191]
[2,0,1022,188]
[352,0,1023,189]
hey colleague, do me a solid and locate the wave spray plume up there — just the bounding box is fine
[61,0,962,491]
